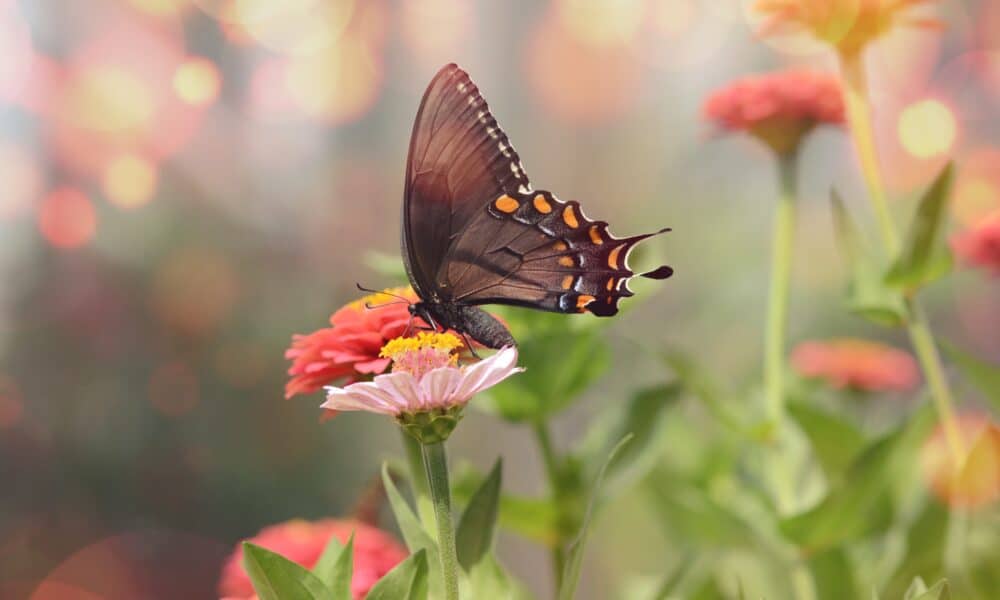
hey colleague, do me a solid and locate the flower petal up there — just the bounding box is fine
[452,346,524,405]
[419,367,465,410]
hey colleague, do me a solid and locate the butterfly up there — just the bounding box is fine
[402,64,673,349]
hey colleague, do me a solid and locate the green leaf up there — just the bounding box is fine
[580,383,683,494]
[942,342,1000,411]
[831,190,907,326]
[241,542,333,600]
[645,472,757,547]
[883,500,948,598]
[365,548,430,600]
[787,399,867,481]
[312,533,352,599]
[487,311,610,420]
[456,458,502,571]
[661,350,748,436]
[904,577,929,599]
[912,580,950,600]
[779,406,935,553]
[650,555,695,600]
[381,463,438,555]
[452,468,559,545]
[885,163,955,292]
[465,554,532,600]
[808,548,858,600]
[558,435,633,600]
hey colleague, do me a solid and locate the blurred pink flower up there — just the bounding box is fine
[921,413,1000,509]
[284,288,419,399]
[951,212,1000,275]
[703,69,844,155]
[755,0,943,57]
[323,333,522,418]
[791,338,919,391]
[218,518,408,600]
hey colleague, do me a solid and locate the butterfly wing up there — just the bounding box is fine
[402,64,672,316]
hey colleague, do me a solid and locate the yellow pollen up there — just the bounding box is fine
[533,194,552,213]
[379,331,464,359]
[495,194,519,213]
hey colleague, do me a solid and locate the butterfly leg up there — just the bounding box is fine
[461,332,481,360]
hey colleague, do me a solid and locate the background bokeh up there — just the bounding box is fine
[1,0,998,598]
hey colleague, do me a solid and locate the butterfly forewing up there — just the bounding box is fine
[402,64,671,318]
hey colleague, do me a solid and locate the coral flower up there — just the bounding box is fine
[951,212,1000,275]
[791,338,919,391]
[284,288,420,399]
[323,332,522,442]
[703,69,844,156]
[921,413,1000,509]
[755,0,943,57]
[218,518,408,600]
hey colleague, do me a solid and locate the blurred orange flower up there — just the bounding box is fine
[703,69,844,155]
[218,518,408,600]
[755,0,943,56]
[921,413,1000,509]
[284,288,420,399]
[951,212,1000,275]
[791,338,919,391]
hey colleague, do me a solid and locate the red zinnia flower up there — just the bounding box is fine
[218,518,408,600]
[755,0,943,57]
[703,69,844,155]
[791,338,919,391]
[951,212,1000,276]
[284,288,420,399]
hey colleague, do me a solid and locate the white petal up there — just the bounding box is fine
[419,367,465,410]
[372,371,425,412]
[453,347,524,404]
[322,381,399,416]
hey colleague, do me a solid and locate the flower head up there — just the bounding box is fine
[218,518,408,600]
[703,69,844,156]
[284,288,419,399]
[791,338,919,391]
[921,413,1000,509]
[951,212,1000,276]
[755,0,943,57]
[323,333,523,443]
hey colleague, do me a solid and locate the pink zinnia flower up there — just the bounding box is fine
[218,518,408,600]
[791,338,920,391]
[703,69,844,155]
[951,212,1000,275]
[323,332,523,442]
[284,288,420,399]
[755,0,943,57]
[921,413,1000,509]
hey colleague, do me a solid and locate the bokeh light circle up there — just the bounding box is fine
[234,0,355,56]
[102,154,158,209]
[173,57,221,106]
[37,188,97,249]
[0,140,44,220]
[897,99,957,159]
[952,148,1000,227]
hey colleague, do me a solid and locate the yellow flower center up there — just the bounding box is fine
[380,332,463,378]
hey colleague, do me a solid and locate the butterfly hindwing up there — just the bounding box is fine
[402,64,671,319]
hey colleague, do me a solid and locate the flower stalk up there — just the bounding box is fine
[421,441,460,600]
[838,52,965,463]
[533,421,567,590]
[764,152,799,429]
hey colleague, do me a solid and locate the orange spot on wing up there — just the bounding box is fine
[533,194,552,214]
[606,278,615,291]
[553,241,568,251]
[495,195,519,213]
[588,225,604,245]
[562,205,579,228]
[561,275,574,289]
[608,245,623,269]
[558,256,574,267]
[576,294,595,311]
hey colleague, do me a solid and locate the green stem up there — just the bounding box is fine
[764,153,799,430]
[533,422,566,590]
[421,441,460,600]
[839,52,966,463]
[402,430,436,528]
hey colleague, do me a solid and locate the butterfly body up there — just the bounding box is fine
[401,64,673,349]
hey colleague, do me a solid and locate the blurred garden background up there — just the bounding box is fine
[1,0,999,598]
